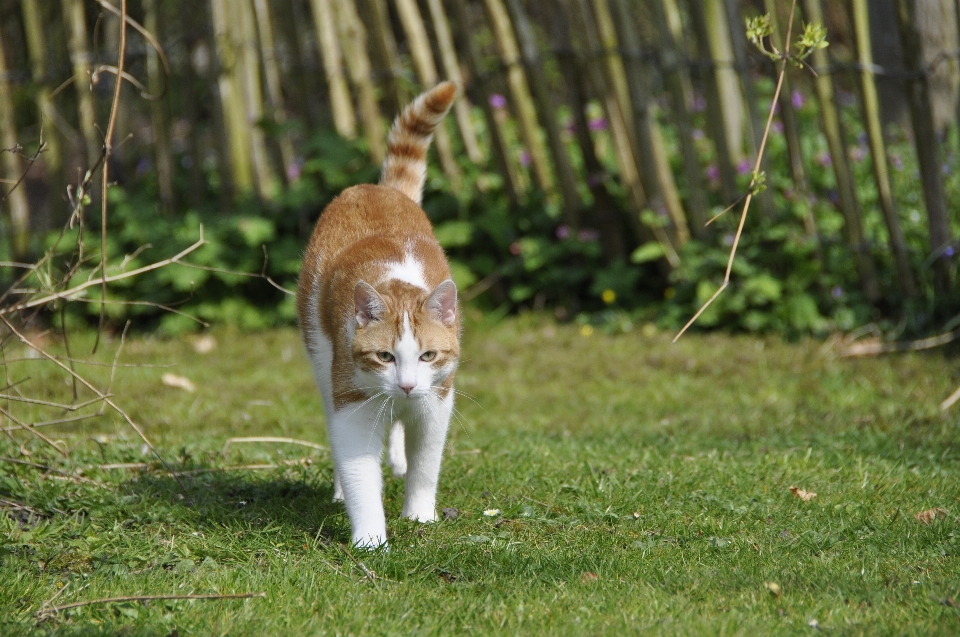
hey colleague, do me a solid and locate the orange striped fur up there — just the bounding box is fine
[379,81,458,205]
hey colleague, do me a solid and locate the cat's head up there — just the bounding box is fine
[350,279,459,398]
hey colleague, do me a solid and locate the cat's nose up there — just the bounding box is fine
[399,382,416,395]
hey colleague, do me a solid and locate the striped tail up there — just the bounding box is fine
[379,81,458,205]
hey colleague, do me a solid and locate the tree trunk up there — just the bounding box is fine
[425,0,484,164]
[61,0,101,171]
[895,0,953,296]
[504,0,582,225]
[481,0,554,194]
[144,0,176,213]
[0,24,31,259]
[310,0,357,138]
[334,0,386,163]
[851,0,917,299]
[394,0,462,184]
[804,0,880,303]
[915,0,960,137]
[253,0,298,182]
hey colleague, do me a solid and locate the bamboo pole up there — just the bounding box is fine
[571,0,678,266]
[609,0,690,245]
[144,0,175,213]
[722,0,773,217]
[449,0,521,205]
[394,0,462,184]
[210,0,254,194]
[0,25,31,259]
[333,0,386,164]
[236,0,276,198]
[504,0,582,225]
[685,0,739,203]
[763,0,823,267]
[21,0,62,176]
[652,0,711,239]
[253,0,298,181]
[804,0,880,303]
[61,0,101,170]
[481,0,554,194]
[360,0,405,116]
[426,0,483,164]
[546,0,626,258]
[895,0,953,295]
[310,0,357,139]
[851,0,916,298]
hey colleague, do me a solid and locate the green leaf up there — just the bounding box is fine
[631,242,665,264]
[433,221,474,248]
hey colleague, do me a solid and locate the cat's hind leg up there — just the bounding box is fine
[401,390,453,523]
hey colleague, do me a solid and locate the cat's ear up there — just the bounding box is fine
[354,281,386,327]
[425,279,458,326]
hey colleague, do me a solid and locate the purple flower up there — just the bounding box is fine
[792,90,804,110]
[692,94,707,112]
[691,128,705,140]
[944,246,956,258]
[772,120,784,134]
[518,150,531,167]
[737,159,752,175]
[489,93,507,110]
[817,152,832,167]
[722,233,735,246]
[586,173,603,188]
[706,164,720,181]
[850,147,866,163]
[287,160,302,181]
[588,117,607,132]
[509,241,522,255]
[891,154,904,171]
[831,286,844,299]
[556,225,571,239]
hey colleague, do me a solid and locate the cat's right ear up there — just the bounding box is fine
[354,281,386,327]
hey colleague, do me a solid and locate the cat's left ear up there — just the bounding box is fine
[425,279,458,326]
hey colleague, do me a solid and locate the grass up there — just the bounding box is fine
[1,312,959,635]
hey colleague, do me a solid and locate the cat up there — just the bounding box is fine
[297,82,461,548]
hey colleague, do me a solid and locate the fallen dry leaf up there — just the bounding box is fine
[162,373,196,393]
[789,486,817,502]
[915,508,948,524]
[192,335,217,354]
[580,572,598,583]
[764,581,782,598]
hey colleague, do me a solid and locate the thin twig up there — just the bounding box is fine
[37,592,266,619]
[838,328,960,357]
[95,0,128,355]
[222,437,325,457]
[674,0,798,343]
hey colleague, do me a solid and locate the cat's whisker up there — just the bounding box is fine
[342,391,386,420]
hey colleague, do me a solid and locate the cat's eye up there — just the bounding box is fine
[420,351,437,362]
[376,351,395,363]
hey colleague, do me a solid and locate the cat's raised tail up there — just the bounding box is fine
[379,81,458,206]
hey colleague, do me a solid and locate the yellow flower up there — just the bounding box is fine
[601,289,616,304]
[580,324,594,337]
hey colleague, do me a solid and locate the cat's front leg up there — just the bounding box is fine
[401,390,453,522]
[328,399,391,548]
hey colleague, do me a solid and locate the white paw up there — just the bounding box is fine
[332,485,344,503]
[352,533,388,550]
[404,508,438,524]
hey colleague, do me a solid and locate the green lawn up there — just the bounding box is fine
[1,313,958,635]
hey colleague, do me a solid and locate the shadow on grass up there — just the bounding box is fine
[122,467,350,544]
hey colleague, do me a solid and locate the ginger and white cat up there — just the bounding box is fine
[297,82,461,548]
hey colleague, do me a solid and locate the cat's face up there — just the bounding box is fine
[350,279,459,399]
